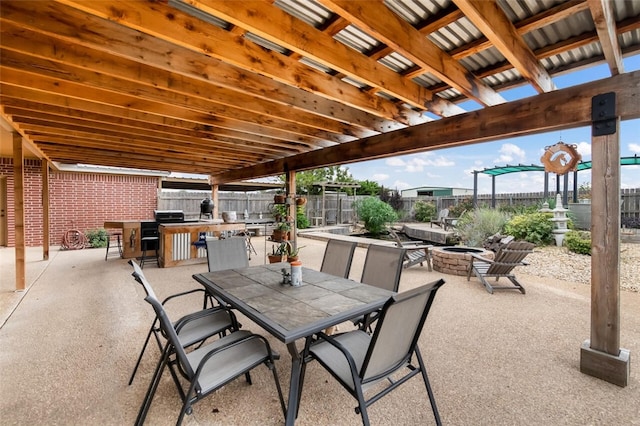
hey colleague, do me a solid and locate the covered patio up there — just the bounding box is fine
[1,238,639,424]
[1,0,638,414]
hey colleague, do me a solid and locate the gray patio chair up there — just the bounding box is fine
[390,230,433,271]
[205,236,250,272]
[135,291,286,425]
[360,244,406,292]
[320,239,358,278]
[300,279,446,426]
[127,260,239,387]
[467,240,535,294]
[353,244,406,330]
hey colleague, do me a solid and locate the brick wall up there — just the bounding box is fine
[1,157,158,247]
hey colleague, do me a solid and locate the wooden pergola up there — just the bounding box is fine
[1,0,638,386]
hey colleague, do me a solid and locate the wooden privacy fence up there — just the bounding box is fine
[158,188,640,224]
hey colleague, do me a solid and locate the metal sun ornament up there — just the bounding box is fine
[540,141,582,175]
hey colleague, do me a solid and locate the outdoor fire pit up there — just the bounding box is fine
[431,246,495,276]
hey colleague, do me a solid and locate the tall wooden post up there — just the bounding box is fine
[12,133,25,291]
[211,183,219,220]
[286,170,297,249]
[42,160,50,260]
[580,92,629,386]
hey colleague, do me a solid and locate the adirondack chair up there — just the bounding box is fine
[467,240,535,294]
[390,230,433,271]
[430,208,449,229]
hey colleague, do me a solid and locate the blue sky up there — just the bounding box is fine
[346,54,640,195]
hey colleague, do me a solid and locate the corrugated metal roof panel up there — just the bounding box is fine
[333,25,381,54]
[413,73,443,88]
[274,0,333,28]
[298,57,334,74]
[428,16,483,51]
[243,33,290,55]
[383,0,450,25]
[379,52,415,73]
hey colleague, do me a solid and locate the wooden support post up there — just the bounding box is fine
[286,170,297,249]
[12,133,25,291]
[211,184,219,220]
[42,160,50,260]
[580,92,629,387]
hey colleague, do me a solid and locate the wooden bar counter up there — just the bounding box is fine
[158,221,246,268]
[104,220,154,260]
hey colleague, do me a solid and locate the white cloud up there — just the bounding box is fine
[371,173,389,181]
[386,154,454,173]
[386,158,405,167]
[392,180,411,190]
[493,143,526,164]
[629,143,640,153]
[575,141,591,158]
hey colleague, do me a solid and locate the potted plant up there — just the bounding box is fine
[274,191,286,204]
[272,222,291,241]
[286,244,305,262]
[268,241,289,263]
[295,196,307,206]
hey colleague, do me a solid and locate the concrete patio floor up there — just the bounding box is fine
[1,236,639,425]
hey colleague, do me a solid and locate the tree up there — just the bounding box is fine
[354,197,398,235]
[278,166,357,195]
[356,179,382,195]
[379,186,403,211]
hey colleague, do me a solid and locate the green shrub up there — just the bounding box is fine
[449,197,474,218]
[354,196,398,235]
[413,201,437,222]
[504,212,555,245]
[296,210,310,229]
[456,208,511,247]
[85,228,108,248]
[565,230,591,255]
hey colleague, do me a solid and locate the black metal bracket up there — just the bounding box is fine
[592,92,617,136]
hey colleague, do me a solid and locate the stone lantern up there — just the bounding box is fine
[550,193,570,246]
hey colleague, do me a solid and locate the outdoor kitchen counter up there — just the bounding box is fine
[104,220,154,260]
[158,221,247,268]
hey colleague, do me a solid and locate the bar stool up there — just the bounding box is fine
[140,222,159,269]
[105,230,123,261]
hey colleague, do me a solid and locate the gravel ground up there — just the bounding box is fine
[524,242,639,292]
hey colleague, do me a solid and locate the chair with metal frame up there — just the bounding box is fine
[390,230,433,271]
[127,260,239,387]
[205,236,250,272]
[320,239,358,278]
[352,244,406,331]
[135,288,286,425]
[360,244,406,292]
[300,279,446,426]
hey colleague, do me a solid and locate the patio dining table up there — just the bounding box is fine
[192,263,394,425]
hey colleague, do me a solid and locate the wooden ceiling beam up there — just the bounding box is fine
[15,120,267,162]
[0,91,315,152]
[168,0,463,116]
[35,142,227,173]
[43,0,428,122]
[0,49,347,146]
[3,105,291,157]
[0,67,336,150]
[588,0,624,75]
[24,132,250,169]
[210,71,640,183]
[319,0,504,107]
[453,0,555,93]
[0,18,410,133]
[449,0,589,61]
[0,35,371,139]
